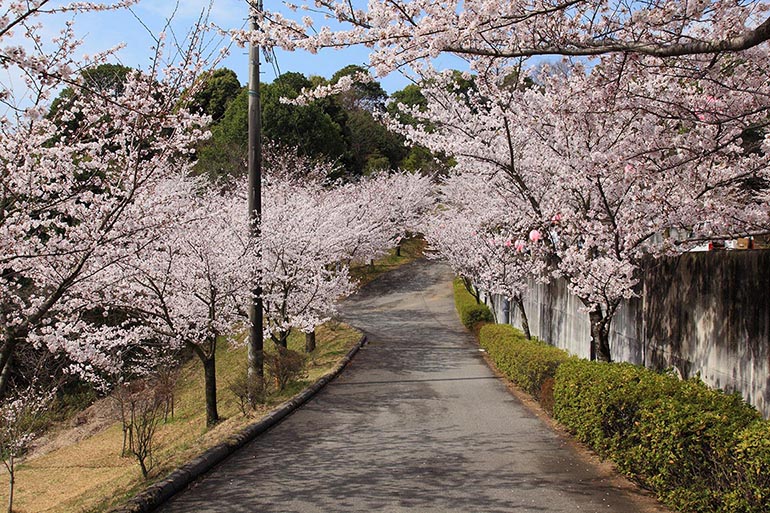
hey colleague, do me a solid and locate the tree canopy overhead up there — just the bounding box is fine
[238,0,770,71]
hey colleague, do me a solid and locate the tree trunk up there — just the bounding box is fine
[514,296,532,340]
[7,456,14,513]
[273,331,289,349]
[202,354,219,427]
[248,286,264,383]
[0,351,13,399]
[0,338,16,398]
[395,243,401,257]
[138,456,149,479]
[305,330,316,353]
[462,277,481,304]
[588,307,612,362]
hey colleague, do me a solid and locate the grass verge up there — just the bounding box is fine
[452,277,494,331]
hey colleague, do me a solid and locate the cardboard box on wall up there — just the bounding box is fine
[735,237,751,250]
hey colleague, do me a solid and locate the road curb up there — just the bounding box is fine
[110,334,367,513]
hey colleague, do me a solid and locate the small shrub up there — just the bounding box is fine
[453,277,493,329]
[479,324,570,400]
[128,389,164,479]
[326,316,343,331]
[227,369,269,414]
[153,366,178,422]
[112,381,165,479]
[1,384,54,513]
[113,382,143,458]
[267,347,308,391]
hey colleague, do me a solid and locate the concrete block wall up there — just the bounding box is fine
[484,250,770,418]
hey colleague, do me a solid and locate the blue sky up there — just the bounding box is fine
[57,0,442,93]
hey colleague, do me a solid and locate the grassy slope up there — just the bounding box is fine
[1,324,361,513]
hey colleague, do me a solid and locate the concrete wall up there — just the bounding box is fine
[485,250,770,418]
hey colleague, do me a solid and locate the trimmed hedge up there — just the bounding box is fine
[452,277,493,329]
[554,359,766,513]
[479,324,570,402]
[726,421,770,512]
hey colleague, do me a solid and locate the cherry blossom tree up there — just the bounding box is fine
[238,0,770,76]
[422,171,542,339]
[333,170,434,263]
[0,2,214,394]
[0,382,53,513]
[260,159,433,350]
[91,182,258,427]
[396,56,770,360]
[389,70,557,340]
[261,177,357,348]
[528,54,769,360]
[234,0,768,359]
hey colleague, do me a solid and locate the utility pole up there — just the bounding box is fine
[247,1,264,385]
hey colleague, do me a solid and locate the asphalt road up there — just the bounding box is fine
[158,259,665,513]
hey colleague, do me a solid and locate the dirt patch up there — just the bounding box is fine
[28,395,117,460]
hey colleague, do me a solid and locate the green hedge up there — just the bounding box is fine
[554,359,766,513]
[452,277,493,329]
[479,324,570,400]
[725,421,770,512]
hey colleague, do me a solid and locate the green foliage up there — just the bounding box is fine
[363,151,391,175]
[226,368,268,414]
[388,83,453,174]
[725,421,770,512]
[48,63,132,138]
[189,68,241,123]
[553,359,766,512]
[387,84,427,125]
[194,86,248,179]
[195,71,349,179]
[50,383,98,422]
[452,277,493,329]
[479,324,570,400]
[191,67,447,180]
[631,381,758,511]
[263,72,347,161]
[553,360,670,456]
[401,145,436,173]
[345,108,407,175]
[331,64,387,111]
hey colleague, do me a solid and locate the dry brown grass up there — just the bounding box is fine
[0,322,361,513]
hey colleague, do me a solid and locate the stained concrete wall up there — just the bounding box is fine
[486,250,770,418]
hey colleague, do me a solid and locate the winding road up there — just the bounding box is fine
[158,260,666,513]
